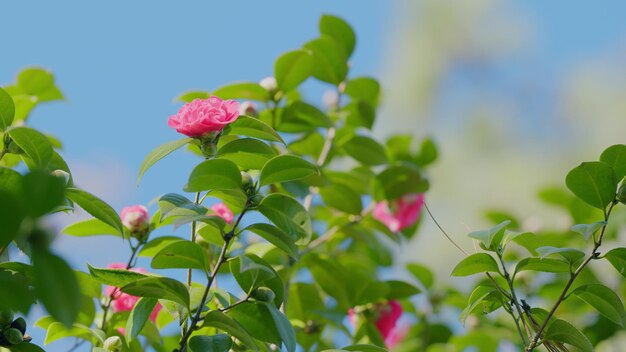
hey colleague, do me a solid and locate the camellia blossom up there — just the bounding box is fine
[167,96,240,138]
[385,324,409,349]
[120,205,150,233]
[104,264,162,323]
[372,194,425,232]
[348,300,404,348]
[211,203,234,224]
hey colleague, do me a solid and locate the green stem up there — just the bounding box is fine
[497,252,532,346]
[526,201,617,351]
[186,191,202,287]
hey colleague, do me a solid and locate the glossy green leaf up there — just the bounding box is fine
[87,264,148,287]
[121,277,190,308]
[279,101,333,132]
[340,345,387,352]
[0,88,15,131]
[226,116,284,144]
[571,221,606,240]
[126,297,158,341]
[605,248,626,278]
[230,255,284,307]
[216,138,276,170]
[460,286,504,324]
[62,218,121,237]
[137,138,192,184]
[600,144,626,181]
[304,36,348,85]
[158,193,207,220]
[260,154,319,186]
[227,302,281,345]
[274,49,314,92]
[319,183,362,215]
[22,170,66,218]
[286,283,324,320]
[65,187,123,235]
[0,167,22,193]
[566,161,617,210]
[8,126,53,168]
[571,284,626,326]
[372,164,429,201]
[261,302,296,352]
[138,236,184,257]
[514,257,571,276]
[33,248,81,327]
[244,223,298,259]
[17,68,54,95]
[467,220,510,251]
[342,135,387,166]
[6,343,46,352]
[202,311,258,351]
[384,280,421,299]
[544,319,593,352]
[258,194,312,243]
[451,253,500,277]
[43,322,101,345]
[189,334,233,352]
[213,82,269,102]
[151,240,209,272]
[344,77,380,104]
[184,159,242,192]
[536,246,585,264]
[319,14,356,57]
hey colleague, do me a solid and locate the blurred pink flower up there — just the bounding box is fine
[372,194,424,232]
[385,324,409,349]
[168,96,239,137]
[104,263,162,324]
[120,205,150,233]
[348,300,404,346]
[211,203,234,224]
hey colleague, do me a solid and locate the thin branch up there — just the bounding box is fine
[423,202,468,255]
[187,191,202,287]
[497,251,532,345]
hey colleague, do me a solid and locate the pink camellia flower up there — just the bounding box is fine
[167,96,240,138]
[120,205,150,233]
[348,300,403,348]
[211,203,234,224]
[385,324,409,349]
[104,264,162,327]
[372,194,425,232]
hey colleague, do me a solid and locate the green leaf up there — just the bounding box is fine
[451,253,500,277]
[406,263,434,289]
[213,82,269,102]
[467,220,510,251]
[536,246,585,264]
[65,187,123,235]
[137,138,192,184]
[226,115,284,144]
[87,264,148,287]
[261,302,296,352]
[285,283,324,320]
[6,343,46,352]
[566,161,617,210]
[0,190,23,249]
[151,240,209,273]
[342,136,387,166]
[189,334,233,352]
[279,101,333,132]
[216,138,276,170]
[304,36,348,85]
[184,159,242,192]
[258,194,312,243]
[0,269,33,313]
[571,284,626,326]
[139,236,184,257]
[571,221,606,240]
[244,223,298,259]
[126,297,158,341]
[340,345,387,352]
[544,319,593,352]
[344,77,380,104]
[345,101,375,130]
[33,248,81,327]
[460,286,504,324]
[227,302,281,345]
[319,14,356,57]
[158,193,207,220]
[319,183,362,215]
[0,88,15,131]
[17,68,54,95]
[600,144,626,181]
[514,257,571,275]
[0,167,22,193]
[22,170,66,218]
[372,164,429,201]
[175,91,211,103]
[62,218,121,237]
[415,137,439,166]
[274,49,314,93]
[260,154,319,186]
[8,127,53,168]
[202,311,258,351]
[605,248,626,278]
[43,322,102,345]
[384,280,421,299]
[230,255,284,307]
[121,277,190,308]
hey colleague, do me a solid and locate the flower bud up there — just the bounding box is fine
[10,317,26,334]
[103,336,122,352]
[120,205,150,239]
[239,101,258,117]
[50,169,71,185]
[259,77,277,94]
[241,172,255,194]
[4,328,23,345]
[322,90,339,110]
[618,183,626,205]
[210,203,234,224]
[252,287,275,303]
[0,310,13,327]
[249,194,264,208]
